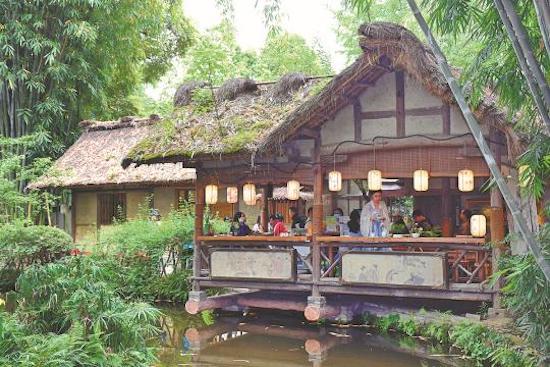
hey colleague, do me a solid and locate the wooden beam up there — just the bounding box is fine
[361,106,443,120]
[442,103,451,134]
[353,98,362,142]
[299,127,319,139]
[395,70,405,136]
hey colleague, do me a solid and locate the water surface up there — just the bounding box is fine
[156,307,462,367]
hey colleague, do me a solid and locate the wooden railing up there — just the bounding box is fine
[195,235,492,287]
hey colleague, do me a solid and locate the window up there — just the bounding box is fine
[177,189,195,206]
[98,193,126,225]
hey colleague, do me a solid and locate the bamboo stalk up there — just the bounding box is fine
[495,0,550,129]
[406,0,550,283]
[533,0,550,61]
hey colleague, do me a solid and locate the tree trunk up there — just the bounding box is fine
[495,0,550,130]
[406,0,550,283]
[533,0,550,61]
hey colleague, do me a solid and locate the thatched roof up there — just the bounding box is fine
[257,186,313,201]
[124,22,517,167]
[30,116,195,190]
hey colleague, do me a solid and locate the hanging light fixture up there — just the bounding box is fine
[413,145,429,191]
[205,184,218,205]
[368,141,382,191]
[458,169,474,192]
[328,153,342,192]
[287,180,300,201]
[413,170,429,191]
[243,183,256,205]
[470,214,487,237]
[226,186,238,204]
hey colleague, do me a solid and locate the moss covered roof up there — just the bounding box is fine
[123,74,328,166]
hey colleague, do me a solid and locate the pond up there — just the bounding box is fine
[156,306,465,367]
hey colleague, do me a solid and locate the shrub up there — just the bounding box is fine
[0,223,72,292]
[495,220,550,356]
[96,207,226,302]
[2,256,161,367]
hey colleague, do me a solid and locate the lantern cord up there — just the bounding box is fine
[327,132,501,158]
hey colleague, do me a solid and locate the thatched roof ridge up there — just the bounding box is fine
[124,22,518,166]
[30,116,195,190]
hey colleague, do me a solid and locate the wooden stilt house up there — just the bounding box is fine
[123,23,527,320]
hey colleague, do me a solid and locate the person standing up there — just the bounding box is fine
[360,190,391,237]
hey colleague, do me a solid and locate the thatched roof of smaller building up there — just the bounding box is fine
[30,116,195,190]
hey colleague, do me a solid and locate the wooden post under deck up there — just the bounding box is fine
[261,185,269,232]
[305,134,326,321]
[193,174,205,292]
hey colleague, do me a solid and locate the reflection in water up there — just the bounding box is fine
[156,308,461,367]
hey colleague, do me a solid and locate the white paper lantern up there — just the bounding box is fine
[287,180,300,201]
[243,183,256,205]
[368,170,382,191]
[328,171,342,192]
[205,184,218,205]
[226,186,238,204]
[470,215,487,237]
[458,169,474,192]
[413,169,429,192]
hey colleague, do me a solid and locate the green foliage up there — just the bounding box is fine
[96,205,225,302]
[191,88,215,114]
[1,256,161,366]
[0,0,194,161]
[0,223,72,292]
[368,313,538,367]
[518,134,550,200]
[495,221,550,356]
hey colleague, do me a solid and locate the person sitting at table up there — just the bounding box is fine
[252,215,262,233]
[270,213,288,236]
[457,208,472,235]
[412,209,433,231]
[289,207,306,229]
[348,209,362,237]
[360,190,391,237]
[231,211,251,236]
[304,207,313,234]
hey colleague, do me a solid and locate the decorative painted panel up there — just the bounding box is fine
[210,249,296,281]
[341,252,447,288]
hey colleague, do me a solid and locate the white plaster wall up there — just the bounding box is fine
[153,187,175,217]
[360,72,396,111]
[404,74,442,108]
[405,115,443,135]
[295,139,314,157]
[321,104,354,145]
[127,191,150,219]
[362,118,396,140]
[450,106,470,135]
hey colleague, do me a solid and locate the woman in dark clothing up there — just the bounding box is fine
[457,209,472,235]
[231,211,251,236]
[348,209,362,236]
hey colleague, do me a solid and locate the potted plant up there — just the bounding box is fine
[410,225,423,238]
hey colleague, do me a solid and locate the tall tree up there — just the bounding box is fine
[0,0,194,162]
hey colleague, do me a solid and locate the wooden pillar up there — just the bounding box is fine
[441,178,453,236]
[193,173,205,292]
[312,136,323,298]
[489,129,505,308]
[261,185,269,232]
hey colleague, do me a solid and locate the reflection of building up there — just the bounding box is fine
[164,314,455,367]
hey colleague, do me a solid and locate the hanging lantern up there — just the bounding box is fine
[470,215,487,237]
[243,183,256,205]
[328,171,342,192]
[205,184,218,205]
[458,169,474,192]
[287,180,300,201]
[413,170,429,191]
[368,170,382,191]
[226,186,238,204]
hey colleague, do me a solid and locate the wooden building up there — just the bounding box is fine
[30,116,196,243]
[123,23,526,319]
